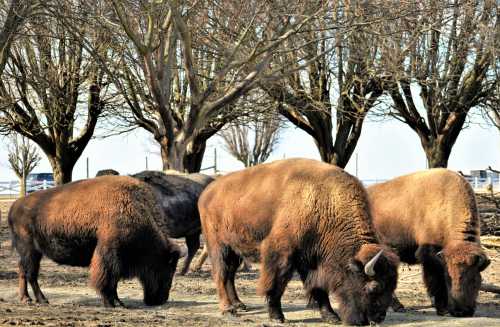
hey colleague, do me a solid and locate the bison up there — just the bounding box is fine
[368,168,491,317]
[199,158,399,325]
[132,170,214,275]
[8,175,181,307]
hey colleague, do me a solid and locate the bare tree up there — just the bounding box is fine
[104,0,325,172]
[380,0,498,168]
[0,2,115,184]
[221,111,281,168]
[262,1,391,168]
[6,134,41,196]
[0,0,41,76]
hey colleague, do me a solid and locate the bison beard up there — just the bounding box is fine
[199,159,399,326]
[8,176,181,307]
[368,168,491,317]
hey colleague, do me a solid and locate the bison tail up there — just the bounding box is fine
[7,212,17,255]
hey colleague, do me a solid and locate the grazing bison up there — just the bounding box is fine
[199,158,399,326]
[132,170,214,275]
[95,169,119,176]
[368,168,491,317]
[8,176,181,307]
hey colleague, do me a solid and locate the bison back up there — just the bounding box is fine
[8,176,163,267]
[199,158,375,261]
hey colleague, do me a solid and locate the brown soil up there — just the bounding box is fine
[0,202,499,326]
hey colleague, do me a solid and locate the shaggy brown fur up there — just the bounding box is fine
[95,169,119,176]
[8,176,181,307]
[199,158,399,326]
[368,168,490,317]
[132,170,214,275]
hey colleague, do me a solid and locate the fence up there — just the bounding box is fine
[0,180,55,196]
[363,177,500,192]
[0,176,499,196]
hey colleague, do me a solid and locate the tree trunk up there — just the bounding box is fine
[184,142,206,173]
[422,138,452,168]
[48,156,75,185]
[159,137,187,172]
[159,137,206,173]
[19,176,26,196]
[312,125,361,169]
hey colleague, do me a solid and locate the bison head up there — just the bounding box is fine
[142,244,181,306]
[335,244,399,326]
[439,242,490,317]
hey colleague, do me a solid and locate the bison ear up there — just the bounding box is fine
[476,255,491,272]
[348,259,363,274]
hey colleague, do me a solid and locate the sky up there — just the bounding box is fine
[0,114,499,183]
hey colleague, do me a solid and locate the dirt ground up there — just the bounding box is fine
[1,218,499,326]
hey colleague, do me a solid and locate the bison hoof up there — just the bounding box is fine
[20,296,33,304]
[36,298,49,305]
[436,308,449,316]
[222,306,238,317]
[391,304,406,313]
[234,302,247,311]
[321,311,341,323]
[269,312,285,323]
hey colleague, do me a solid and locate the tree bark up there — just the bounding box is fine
[159,137,206,173]
[422,141,452,168]
[19,176,26,196]
[47,155,76,185]
[184,142,206,173]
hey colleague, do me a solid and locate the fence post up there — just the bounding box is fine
[474,177,478,189]
[43,180,47,190]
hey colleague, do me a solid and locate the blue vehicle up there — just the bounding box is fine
[26,173,55,193]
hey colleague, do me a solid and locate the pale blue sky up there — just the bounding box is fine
[1,115,499,182]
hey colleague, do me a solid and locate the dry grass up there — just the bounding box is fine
[0,216,499,326]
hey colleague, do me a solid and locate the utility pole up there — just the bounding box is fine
[22,164,26,196]
[86,157,89,179]
[355,153,359,177]
[146,156,149,170]
[214,148,217,173]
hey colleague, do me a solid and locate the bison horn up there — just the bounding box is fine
[364,250,383,277]
[436,251,444,260]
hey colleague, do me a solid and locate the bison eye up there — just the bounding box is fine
[348,259,364,274]
[365,281,380,294]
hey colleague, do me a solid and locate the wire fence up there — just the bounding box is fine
[0,176,498,196]
[362,177,500,192]
[0,180,55,196]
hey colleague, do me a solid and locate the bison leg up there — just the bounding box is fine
[18,262,31,304]
[89,245,121,308]
[192,244,209,272]
[310,288,340,323]
[224,248,246,311]
[258,245,294,323]
[238,260,252,272]
[18,246,47,304]
[210,244,246,315]
[420,252,448,315]
[391,293,406,312]
[179,233,200,275]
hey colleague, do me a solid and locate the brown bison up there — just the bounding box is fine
[95,169,119,176]
[199,159,399,326]
[8,176,181,307]
[368,168,491,317]
[132,170,214,275]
